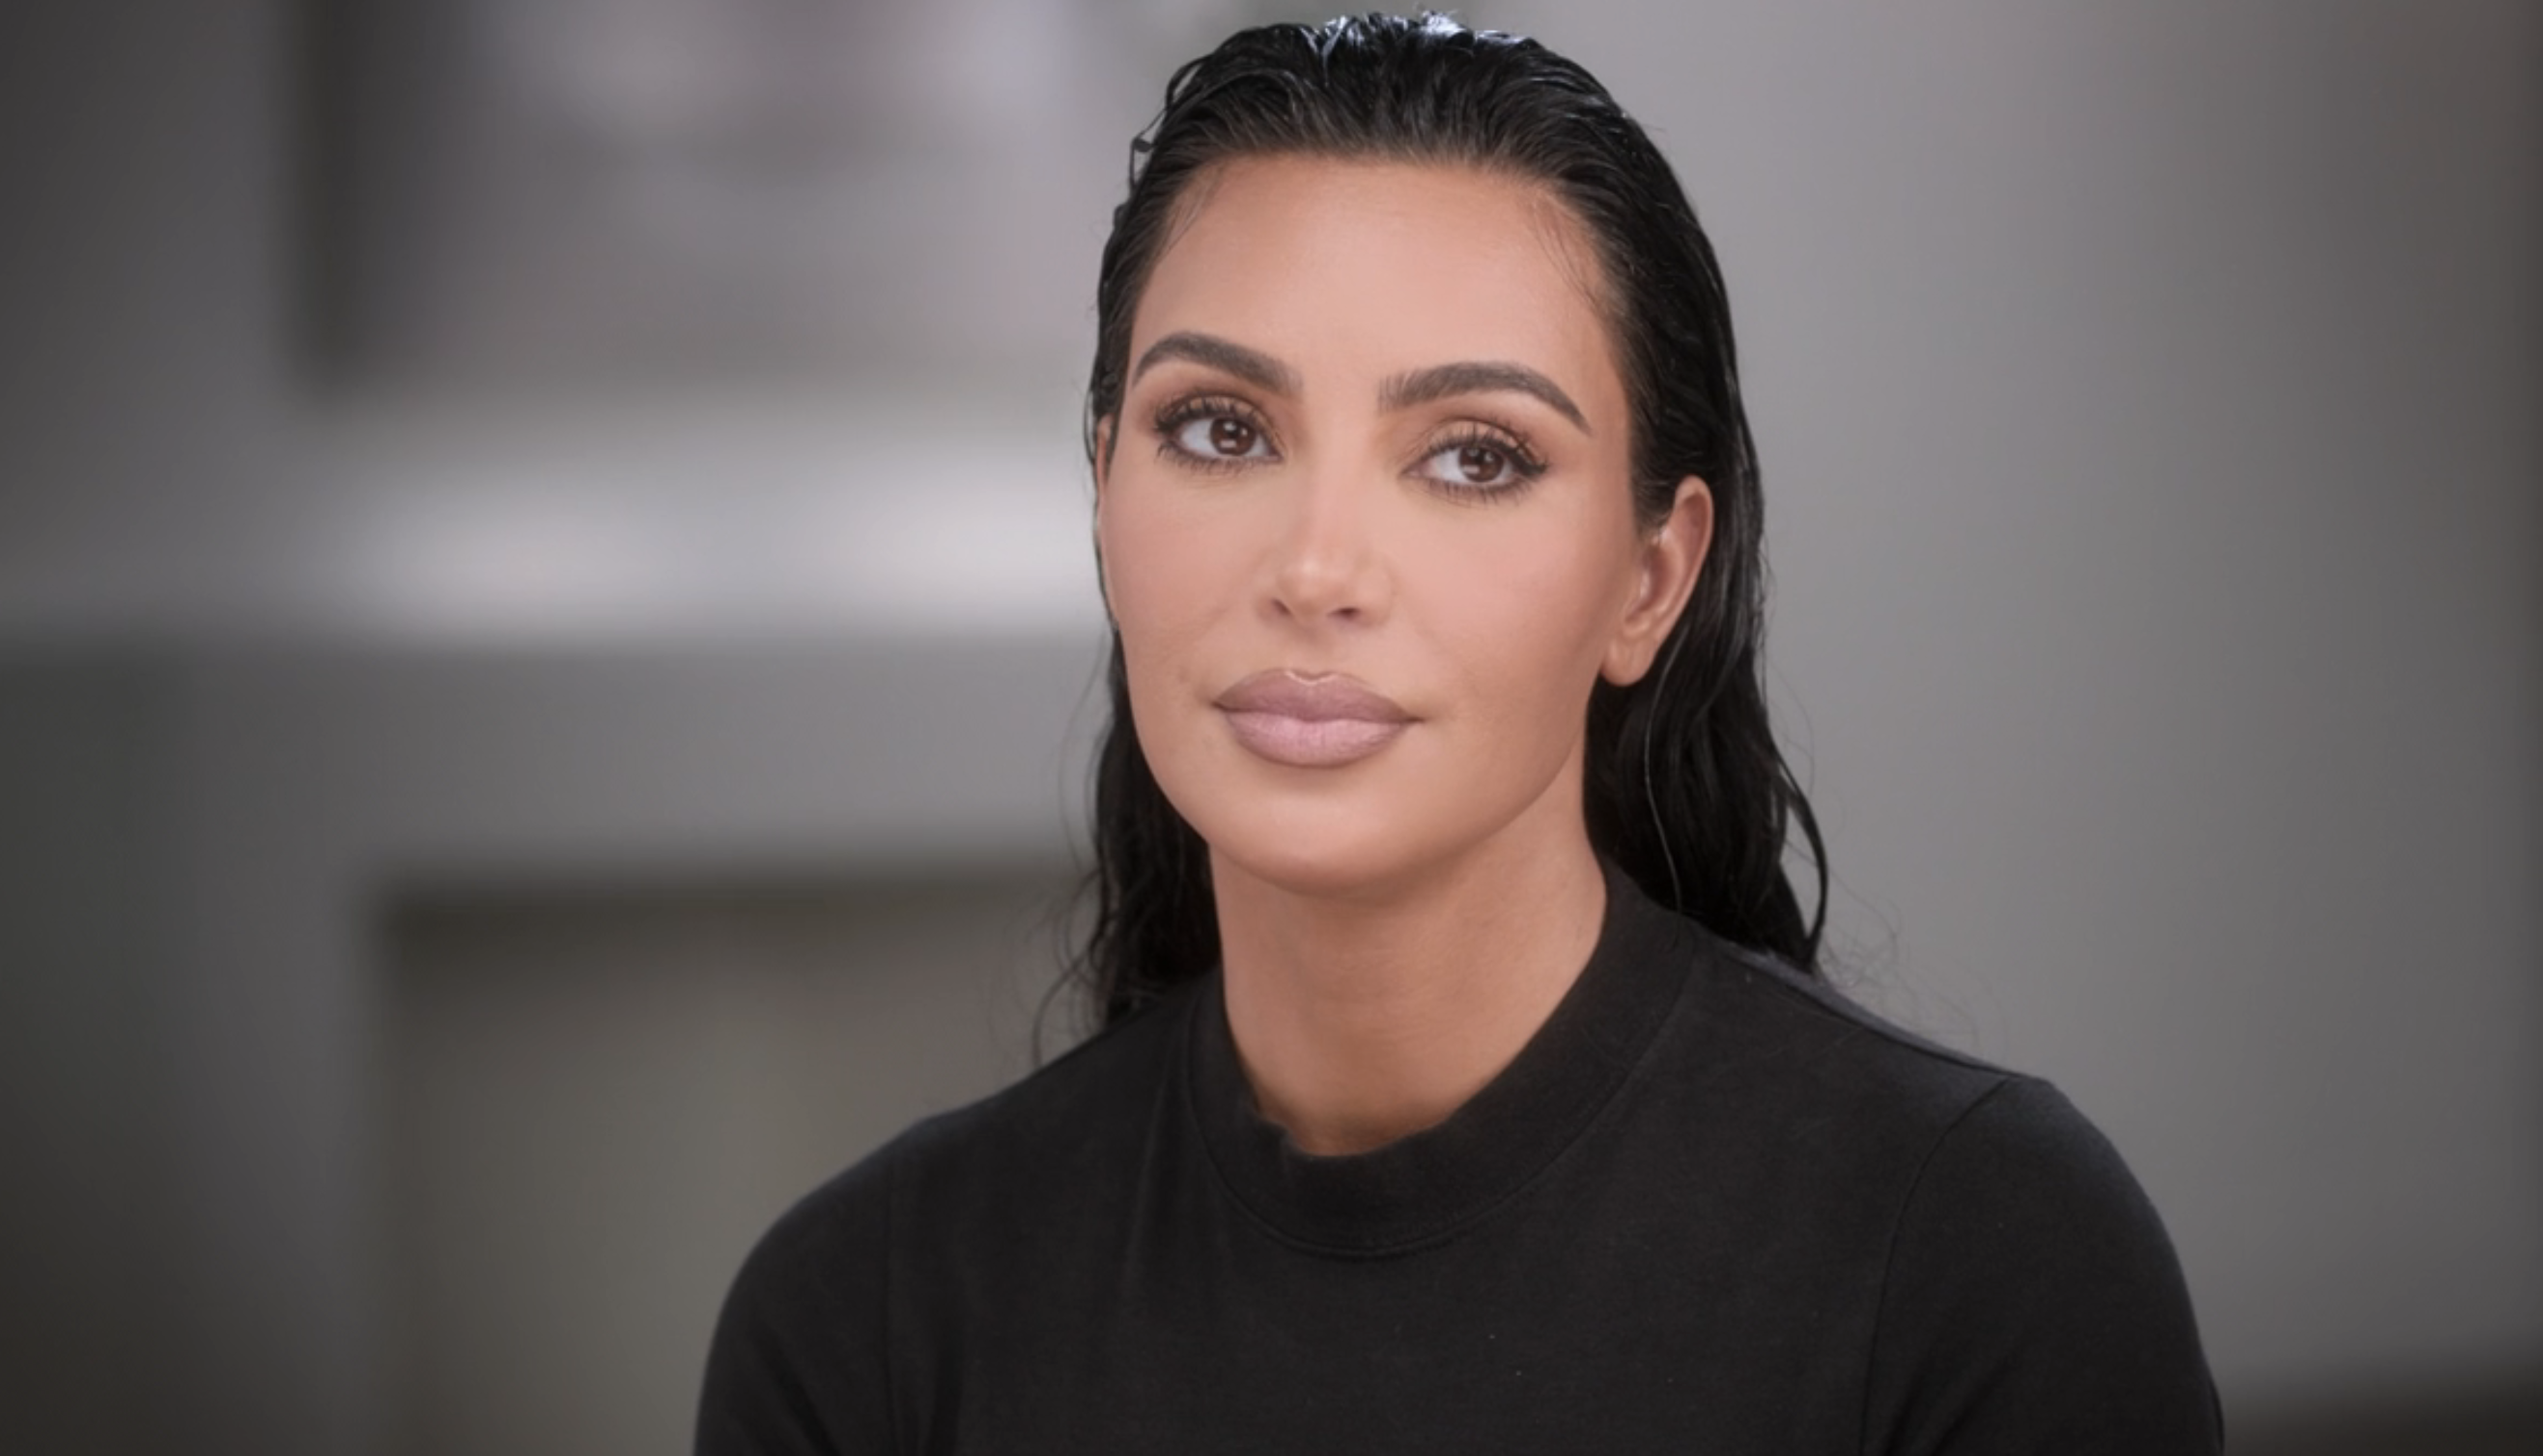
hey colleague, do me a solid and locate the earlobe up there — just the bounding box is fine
[1092,417,1116,506]
[1091,416,1116,547]
[1090,416,1116,611]
[1602,476,1713,686]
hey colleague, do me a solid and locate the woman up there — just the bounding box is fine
[699,14,2219,1452]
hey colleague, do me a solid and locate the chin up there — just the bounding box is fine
[1210,839,1400,903]
[1183,791,1479,903]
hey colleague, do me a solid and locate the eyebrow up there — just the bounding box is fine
[1129,331,1590,436]
[1379,361,1589,434]
[1130,331,1301,396]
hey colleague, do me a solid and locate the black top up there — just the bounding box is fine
[697,866,2220,1453]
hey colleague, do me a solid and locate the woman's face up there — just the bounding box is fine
[1096,155,1709,898]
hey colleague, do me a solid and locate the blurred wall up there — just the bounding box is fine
[0,3,2537,1454]
[0,656,183,1456]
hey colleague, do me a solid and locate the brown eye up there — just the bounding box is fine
[1414,434,1537,493]
[1170,411,1273,462]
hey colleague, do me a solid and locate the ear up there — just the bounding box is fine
[1090,415,1117,610]
[1601,476,1713,686]
[1091,415,1116,506]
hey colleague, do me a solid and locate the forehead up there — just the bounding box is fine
[1131,154,1621,402]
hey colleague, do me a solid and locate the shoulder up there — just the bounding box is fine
[883,983,1191,1208]
[1649,933,2221,1451]
[695,1126,897,1453]
[1681,938,2176,1258]
[694,990,1192,1454]
[752,982,1188,1266]
[1659,929,2037,1162]
[1860,1073,2223,1452]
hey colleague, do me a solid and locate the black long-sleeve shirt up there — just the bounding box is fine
[698,867,2220,1453]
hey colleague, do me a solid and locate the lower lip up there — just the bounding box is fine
[1222,710,1409,768]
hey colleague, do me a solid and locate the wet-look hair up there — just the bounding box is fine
[1076,12,1826,1026]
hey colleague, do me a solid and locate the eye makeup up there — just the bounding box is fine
[1151,392,1280,473]
[1410,420,1548,501]
[1143,387,1554,502]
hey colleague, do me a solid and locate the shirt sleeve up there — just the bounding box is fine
[693,1148,900,1456]
[1861,1076,2224,1456]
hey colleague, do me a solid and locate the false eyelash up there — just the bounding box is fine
[1151,393,1278,472]
[1418,423,1549,499]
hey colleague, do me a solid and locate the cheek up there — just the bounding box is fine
[1098,485,1229,684]
[1431,517,1633,729]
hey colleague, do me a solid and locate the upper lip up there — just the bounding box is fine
[1214,670,1413,723]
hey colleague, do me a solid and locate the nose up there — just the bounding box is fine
[1261,455,1392,630]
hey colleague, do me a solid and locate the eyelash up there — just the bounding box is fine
[1151,394,1273,476]
[1147,393,1548,501]
[1419,423,1548,501]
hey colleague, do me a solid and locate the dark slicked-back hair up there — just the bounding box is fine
[1075,13,1824,1027]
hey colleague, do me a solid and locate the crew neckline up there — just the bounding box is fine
[1182,859,1698,1256]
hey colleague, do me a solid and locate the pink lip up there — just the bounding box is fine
[1214,670,1414,769]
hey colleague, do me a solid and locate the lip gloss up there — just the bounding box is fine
[1214,670,1415,768]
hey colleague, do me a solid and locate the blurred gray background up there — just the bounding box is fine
[2,2,2536,1454]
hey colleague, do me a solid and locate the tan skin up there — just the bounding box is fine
[1095,156,1712,1155]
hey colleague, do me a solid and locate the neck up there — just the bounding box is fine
[1213,829,1608,1156]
